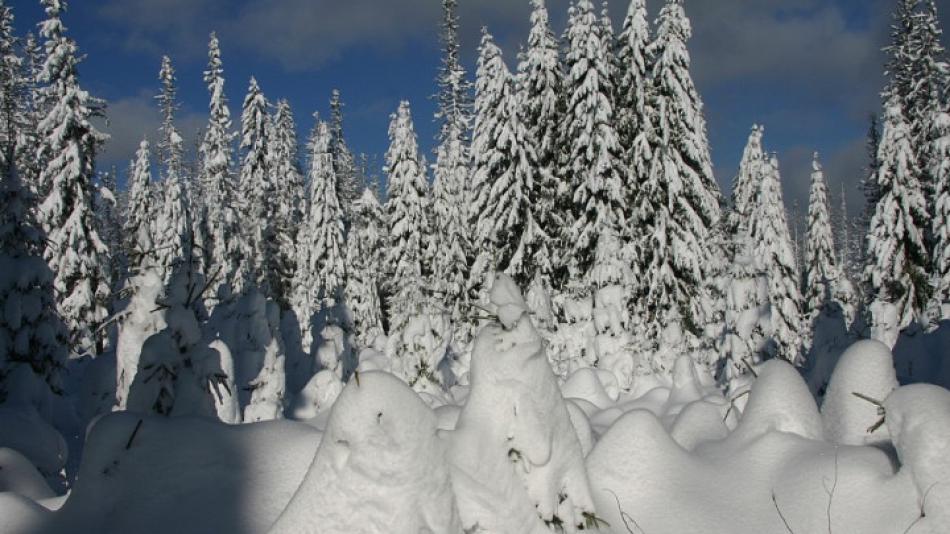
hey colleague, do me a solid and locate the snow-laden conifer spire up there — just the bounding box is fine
[865,96,930,344]
[384,101,431,335]
[269,99,304,306]
[200,32,240,302]
[36,0,111,354]
[750,155,804,365]
[344,188,387,348]
[517,0,564,292]
[562,0,626,286]
[804,154,843,325]
[931,91,950,316]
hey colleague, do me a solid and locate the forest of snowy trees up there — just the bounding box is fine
[2,0,950,533]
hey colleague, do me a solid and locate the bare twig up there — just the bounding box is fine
[125,419,143,450]
[772,491,795,534]
[604,488,644,534]
[823,447,839,534]
[723,389,752,423]
[902,483,940,534]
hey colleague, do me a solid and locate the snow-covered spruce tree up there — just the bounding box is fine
[125,139,155,273]
[14,31,44,193]
[561,0,626,285]
[638,0,723,370]
[615,0,651,162]
[450,275,597,534]
[200,32,241,305]
[269,99,305,308]
[805,154,856,330]
[749,155,805,365]
[36,0,111,355]
[931,88,950,317]
[729,125,765,241]
[865,96,931,347]
[430,119,471,325]
[431,0,473,329]
[885,0,947,206]
[329,89,362,219]
[292,120,346,353]
[344,188,387,349]
[94,168,122,300]
[239,77,280,298]
[0,113,68,412]
[384,101,448,391]
[0,1,19,167]
[152,57,192,279]
[469,30,545,296]
[517,0,564,295]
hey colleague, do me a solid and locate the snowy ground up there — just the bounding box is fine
[2,276,949,534]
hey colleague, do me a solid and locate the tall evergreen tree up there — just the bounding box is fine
[239,77,278,297]
[561,0,626,286]
[344,188,387,348]
[384,101,431,334]
[469,31,545,292]
[200,32,240,303]
[865,96,931,343]
[36,0,111,354]
[639,0,723,367]
[269,99,304,307]
[517,0,564,292]
[0,1,19,167]
[805,154,854,328]
[750,155,804,365]
[153,55,191,277]
[125,139,155,272]
[729,126,766,240]
[329,89,361,217]
[0,129,67,409]
[931,86,950,316]
[14,31,42,194]
[431,0,473,324]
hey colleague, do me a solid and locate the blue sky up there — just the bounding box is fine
[7,0,948,218]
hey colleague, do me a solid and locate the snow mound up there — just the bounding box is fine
[822,340,897,445]
[450,275,595,534]
[290,369,343,421]
[0,406,67,485]
[0,447,55,501]
[727,359,824,444]
[269,371,459,534]
[36,412,320,534]
[884,384,950,528]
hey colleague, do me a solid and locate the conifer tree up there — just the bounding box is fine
[94,168,122,301]
[805,154,854,328]
[744,154,803,365]
[517,0,564,293]
[200,32,240,303]
[931,91,950,316]
[431,119,471,322]
[384,101,431,336]
[344,188,387,348]
[865,96,931,342]
[615,0,651,161]
[153,56,191,277]
[269,99,304,306]
[125,139,155,271]
[295,121,345,313]
[329,89,362,217]
[239,77,278,297]
[14,32,42,193]
[639,0,723,366]
[431,0,473,324]
[36,0,111,354]
[0,133,67,409]
[729,126,766,240]
[561,0,626,285]
[0,1,18,167]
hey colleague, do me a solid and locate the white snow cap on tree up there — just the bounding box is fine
[125,139,156,272]
[269,99,304,308]
[450,274,597,533]
[344,188,386,349]
[865,95,931,347]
